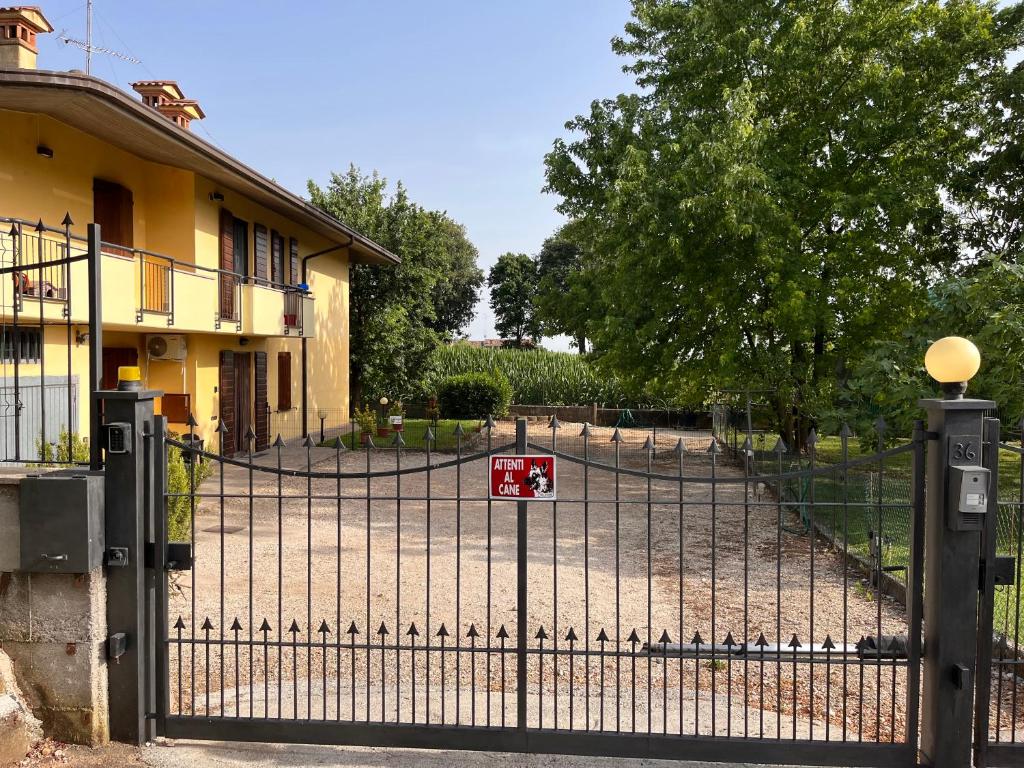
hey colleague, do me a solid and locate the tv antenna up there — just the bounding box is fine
[57,0,140,74]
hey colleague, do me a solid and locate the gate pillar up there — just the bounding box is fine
[100,386,161,744]
[918,396,994,768]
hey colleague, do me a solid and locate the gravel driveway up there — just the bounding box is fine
[166,426,909,742]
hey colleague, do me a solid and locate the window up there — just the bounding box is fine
[0,327,42,363]
[271,231,285,286]
[277,351,292,411]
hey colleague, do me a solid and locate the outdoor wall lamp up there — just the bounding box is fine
[209,191,225,202]
[379,397,388,407]
[36,145,53,159]
[925,336,981,400]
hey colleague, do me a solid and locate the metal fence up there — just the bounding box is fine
[0,216,101,465]
[155,419,922,765]
[980,429,1024,758]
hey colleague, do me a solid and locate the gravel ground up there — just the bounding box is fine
[161,422,960,744]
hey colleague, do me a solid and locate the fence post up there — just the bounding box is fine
[101,385,162,743]
[515,417,528,731]
[974,416,1001,767]
[918,395,994,768]
[87,223,103,470]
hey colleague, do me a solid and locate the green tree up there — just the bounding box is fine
[488,252,542,348]
[949,17,1024,263]
[840,257,1024,438]
[545,0,1019,445]
[534,222,594,352]
[308,166,484,403]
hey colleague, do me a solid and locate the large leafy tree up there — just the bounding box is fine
[308,166,484,403]
[545,0,1019,444]
[488,252,542,348]
[840,258,1024,439]
[950,33,1024,263]
[534,221,595,352]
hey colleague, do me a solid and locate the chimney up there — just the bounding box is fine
[0,6,53,70]
[131,80,206,131]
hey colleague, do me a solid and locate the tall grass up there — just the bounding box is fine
[424,344,629,406]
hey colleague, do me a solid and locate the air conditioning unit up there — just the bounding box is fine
[147,334,187,361]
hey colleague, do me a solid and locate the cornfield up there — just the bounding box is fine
[423,344,630,406]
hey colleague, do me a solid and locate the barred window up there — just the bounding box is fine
[0,327,42,363]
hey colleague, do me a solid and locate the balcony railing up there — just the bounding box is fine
[105,241,310,336]
[139,255,173,322]
[1,215,314,337]
[284,289,303,335]
[0,221,81,313]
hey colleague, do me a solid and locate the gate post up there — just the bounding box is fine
[515,417,528,731]
[100,385,162,744]
[918,395,994,768]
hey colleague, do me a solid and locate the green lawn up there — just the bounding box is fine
[328,418,486,451]
[750,432,1024,643]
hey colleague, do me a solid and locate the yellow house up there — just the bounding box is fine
[0,6,397,456]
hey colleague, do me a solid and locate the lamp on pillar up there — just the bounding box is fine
[918,334,993,768]
[925,336,981,399]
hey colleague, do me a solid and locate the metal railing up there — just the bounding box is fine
[100,237,306,333]
[140,254,173,321]
[0,215,102,467]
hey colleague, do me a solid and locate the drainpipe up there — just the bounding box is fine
[300,237,352,438]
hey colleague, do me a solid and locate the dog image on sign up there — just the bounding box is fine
[489,455,556,499]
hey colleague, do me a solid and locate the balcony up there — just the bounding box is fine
[122,247,314,337]
[0,218,314,338]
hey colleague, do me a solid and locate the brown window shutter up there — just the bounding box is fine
[254,351,269,451]
[271,231,284,285]
[289,237,299,286]
[219,350,236,456]
[93,179,134,257]
[254,224,268,282]
[219,209,235,319]
[277,351,291,411]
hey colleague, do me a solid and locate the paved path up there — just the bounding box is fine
[141,740,820,768]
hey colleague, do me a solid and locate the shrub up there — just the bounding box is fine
[354,403,377,434]
[437,371,512,419]
[35,429,90,465]
[167,435,213,542]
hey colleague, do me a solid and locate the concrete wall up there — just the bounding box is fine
[0,475,108,746]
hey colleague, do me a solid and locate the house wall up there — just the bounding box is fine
[0,109,195,260]
[0,108,352,452]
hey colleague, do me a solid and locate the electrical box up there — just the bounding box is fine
[19,470,105,573]
[947,465,989,532]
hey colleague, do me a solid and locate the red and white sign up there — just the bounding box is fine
[489,455,557,500]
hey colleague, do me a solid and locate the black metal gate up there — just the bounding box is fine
[154,418,924,766]
[975,417,1024,768]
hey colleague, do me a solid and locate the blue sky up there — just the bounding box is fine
[36,1,637,351]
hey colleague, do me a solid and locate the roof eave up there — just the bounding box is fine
[0,68,400,266]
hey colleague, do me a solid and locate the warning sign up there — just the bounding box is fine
[489,455,557,500]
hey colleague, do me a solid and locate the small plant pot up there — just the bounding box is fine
[377,427,391,438]
[359,432,370,446]
[392,424,404,432]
